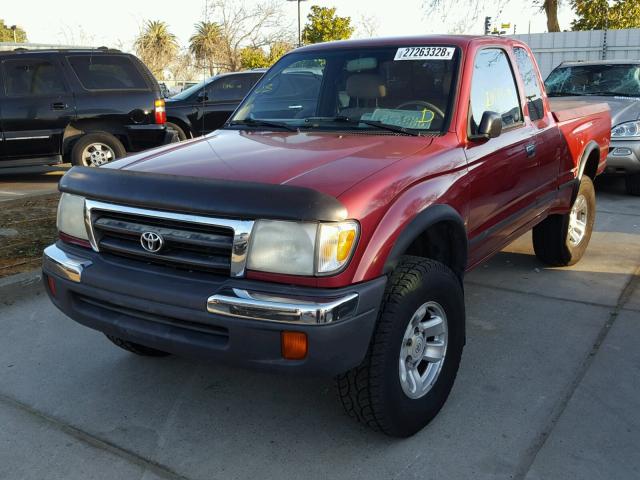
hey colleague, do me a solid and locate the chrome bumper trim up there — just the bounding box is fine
[43,244,92,283]
[207,289,359,324]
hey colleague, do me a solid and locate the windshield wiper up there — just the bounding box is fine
[588,91,640,98]
[547,92,585,97]
[228,118,297,132]
[304,116,421,136]
[357,119,421,136]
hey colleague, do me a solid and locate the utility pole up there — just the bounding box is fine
[484,17,492,35]
[10,25,17,43]
[287,0,309,46]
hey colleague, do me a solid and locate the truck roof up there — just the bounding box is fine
[0,47,124,56]
[294,34,521,53]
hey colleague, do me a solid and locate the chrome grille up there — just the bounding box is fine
[85,200,254,277]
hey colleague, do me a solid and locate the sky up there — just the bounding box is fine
[2,0,577,51]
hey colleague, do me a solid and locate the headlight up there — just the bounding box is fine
[247,220,359,276]
[57,193,89,240]
[612,120,640,139]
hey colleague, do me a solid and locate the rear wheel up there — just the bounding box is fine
[166,121,188,141]
[533,175,596,266]
[337,256,465,437]
[71,132,126,167]
[105,335,170,357]
[625,173,640,196]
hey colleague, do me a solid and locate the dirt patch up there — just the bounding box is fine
[0,193,60,278]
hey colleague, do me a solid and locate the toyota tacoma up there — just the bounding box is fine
[43,36,610,437]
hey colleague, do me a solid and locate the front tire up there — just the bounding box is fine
[71,132,126,167]
[105,335,170,357]
[533,175,596,266]
[625,173,640,196]
[337,256,465,437]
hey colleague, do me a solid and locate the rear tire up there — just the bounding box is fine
[166,121,188,141]
[105,335,170,357]
[71,132,126,167]
[337,256,465,437]
[625,173,640,196]
[533,175,596,266]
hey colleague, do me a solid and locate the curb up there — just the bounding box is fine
[0,268,43,304]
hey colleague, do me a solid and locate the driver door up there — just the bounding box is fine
[464,48,540,266]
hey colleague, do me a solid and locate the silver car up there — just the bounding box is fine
[545,60,640,195]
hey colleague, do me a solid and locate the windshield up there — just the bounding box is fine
[229,46,459,134]
[545,64,640,97]
[169,78,212,101]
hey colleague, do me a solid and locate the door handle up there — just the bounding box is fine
[51,102,68,110]
[525,143,536,157]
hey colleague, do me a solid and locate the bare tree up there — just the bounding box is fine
[356,14,380,38]
[423,0,512,34]
[206,0,293,72]
[168,50,199,82]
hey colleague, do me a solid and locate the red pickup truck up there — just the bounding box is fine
[43,36,610,437]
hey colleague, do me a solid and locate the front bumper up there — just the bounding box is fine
[605,139,640,174]
[43,243,386,376]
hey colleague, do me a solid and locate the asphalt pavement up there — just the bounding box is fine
[0,165,68,202]
[0,177,638,480]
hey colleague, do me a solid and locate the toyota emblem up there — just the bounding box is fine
[140,231,164,253]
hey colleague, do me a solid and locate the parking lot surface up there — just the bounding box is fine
[0,166,67,202]
[1,178,638,480]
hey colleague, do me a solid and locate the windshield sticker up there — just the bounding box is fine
[394,47,455,61]
[361,108,434,129]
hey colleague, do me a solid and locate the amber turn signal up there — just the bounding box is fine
[46,275,57,297]
[281,331,308,360]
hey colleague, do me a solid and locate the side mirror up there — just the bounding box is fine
[197,92,209,102]
[477,111,502,139]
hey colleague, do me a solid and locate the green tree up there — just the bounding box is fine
[240,47,269,69]
[572,0,640,30]
[239,42,293,70]
[190,21,223,75]
[134,20,178,79]
[0,19,27,42]
[301,6,354,45]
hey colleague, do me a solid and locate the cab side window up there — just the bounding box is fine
[207,76,255,102]
[470,48,522,134]
[514,47,544,121]
[2,59,66,97]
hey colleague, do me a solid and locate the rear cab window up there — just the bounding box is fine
[513,47,545,121]
[67,55,148,91]
[2,57,67,97]
[469,48,523,134]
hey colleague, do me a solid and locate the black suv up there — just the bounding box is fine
[0,48,174,168]
[165,69,264,139]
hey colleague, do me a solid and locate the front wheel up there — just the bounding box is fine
[625,173,640,196]
[337,256,465,437]
[533,175,596,266]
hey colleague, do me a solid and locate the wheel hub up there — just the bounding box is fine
[568,193,588,247]
[82,142,115,167]
[399,301,448,400]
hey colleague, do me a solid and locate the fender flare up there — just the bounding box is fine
[577,140,601,180]
[570,140,601,204]
[383,204,468,281]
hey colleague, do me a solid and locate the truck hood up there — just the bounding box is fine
[551,95,640,127]
[109,129,433,197]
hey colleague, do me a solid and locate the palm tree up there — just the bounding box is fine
[190,21,222,75]
[134,20,179,79]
